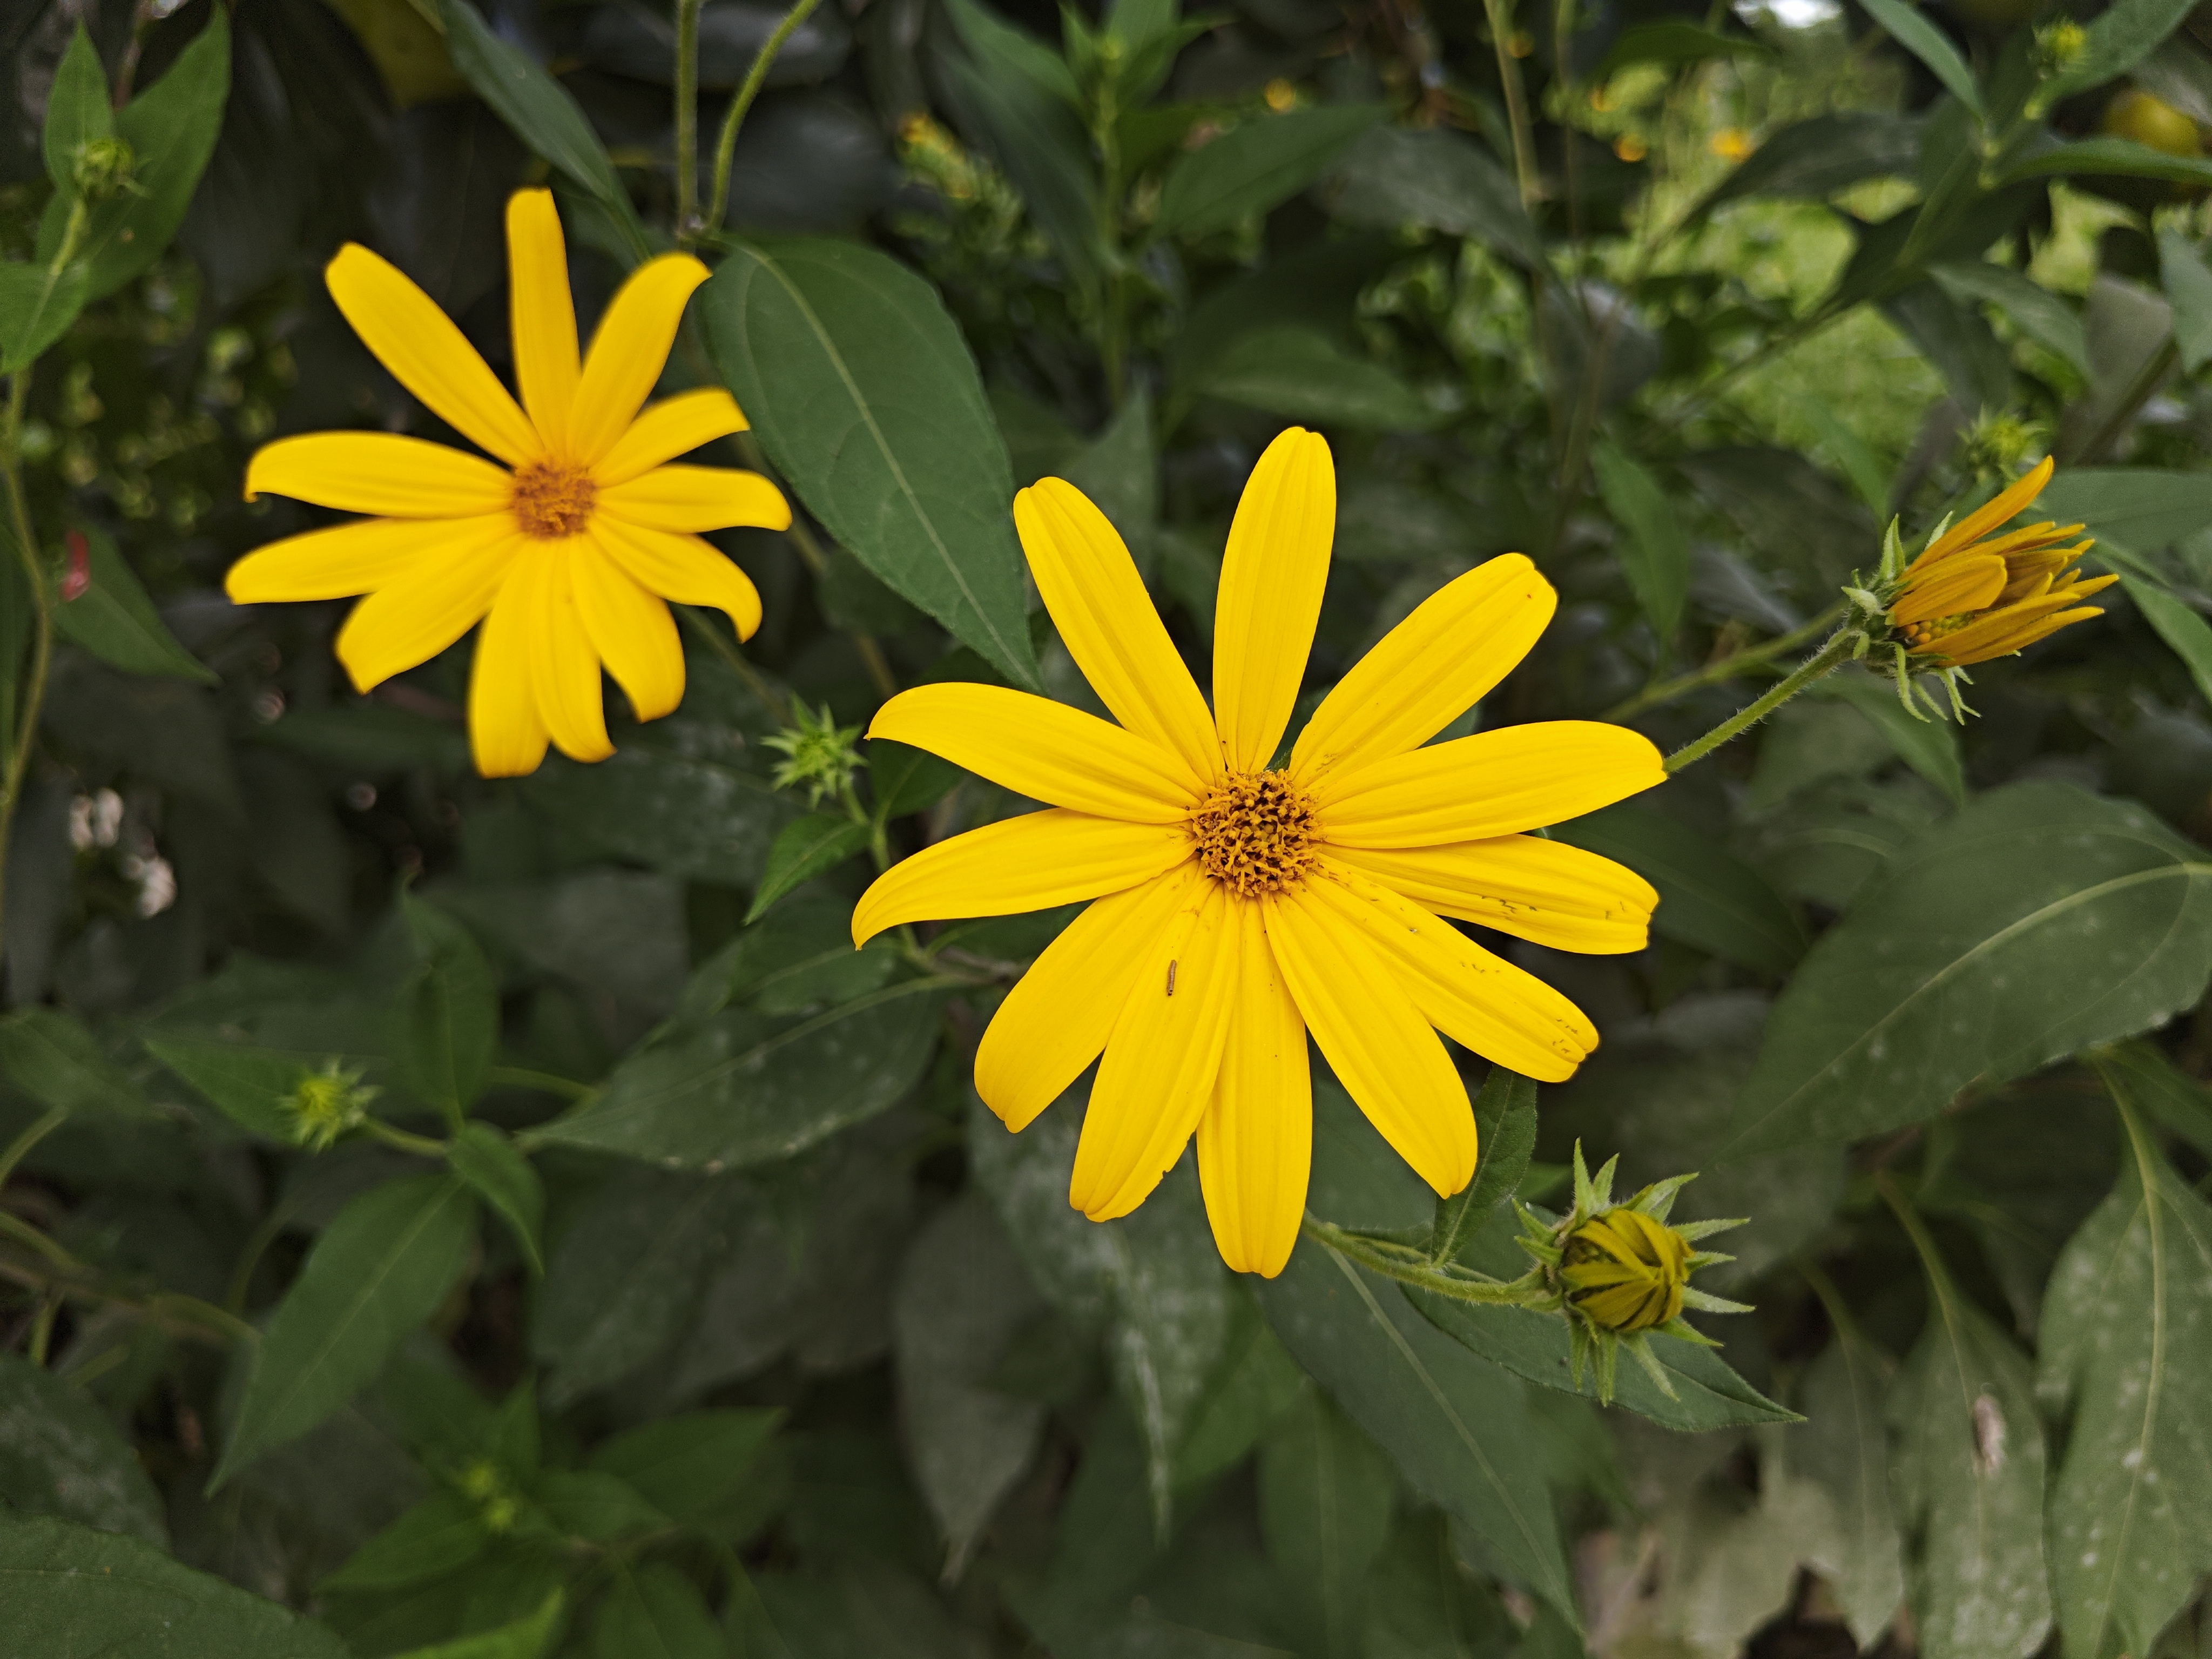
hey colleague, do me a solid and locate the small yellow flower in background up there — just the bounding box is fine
[225,188,790,778]
[1887,457,2115,667]
[1614,133,1648,163]
[852,429,1667,1277]
[1709,127,1753,163]
[1263,78,1299,112]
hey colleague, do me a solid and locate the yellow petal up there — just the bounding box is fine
[332,526,521,691]
[324,244,542,467]
[469,570,549,778]
[975,865,1202,1131]
[570,540,684,721]
[224,514,506,603]
[1316,721,1665,848]
[1306,862,1596,1082]
[1195,900,1310,1278]
[1291,555,1554,783]
[1891,552,2007,625]
[569,254,710,464]
[589,517,761,642]
[1327,834,1656,954]
[507,189,579,446]
[1915,582,2115,665]
[1070,882,1238,1220]
[592,388,750,487]
[516,550,612,763]
[1213,428,1334,772]
[868,684,1205,824]
[852,810,1193,947]
[1015,477,1218,790]
[1911,456,2054,568]
[1264,885,1475,1196]
[598,466,792,533]
[246,434,514,519]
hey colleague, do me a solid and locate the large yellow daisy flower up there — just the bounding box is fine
[852,429,1667,1276]
[225,189,790,777]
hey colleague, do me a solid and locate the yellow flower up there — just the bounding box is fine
[225,189,790,777]
[1709,127,1753,163]
[852,429,1666,1276]
[1560,1205,1691,1332]
[1888,457,2115,667]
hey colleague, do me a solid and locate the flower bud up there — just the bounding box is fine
[2036,19,2087,76]
[285,1061,376,1150]
[1561,1204,1692,1332]
[764,701,865,808]
[71,136,136,204]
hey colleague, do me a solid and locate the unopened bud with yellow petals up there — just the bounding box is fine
[1562,1205,1693,1332]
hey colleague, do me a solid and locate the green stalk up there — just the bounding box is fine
[1301,1216,1545,1305]
[0,370,53,959]
[674,0,705,240]
[703,0,828,237]
[1604,604,1845,721]
[1661,629,1857,773]
[0,1107,68,1192]
[1481,0,1541,211]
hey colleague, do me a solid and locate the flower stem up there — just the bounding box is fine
[0,369,53,959]
[1604,604,1844,721]
[0,1107,68,1192]
[361,1118,447,1159]
[1301,1216,1544,1305]
[1480,0,1540,211]
[702,0,828,237]
[673,0,704,240]
[1661,629,1858,774]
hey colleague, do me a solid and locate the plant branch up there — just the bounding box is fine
[703,0,828,236]
[674,0,705,240]
[1604,604,1845,721]
[1662,629,1858,773]
[0,1107,68,1192]
[1301,1216,1543,1304]
[1481,0,1541,211]
[1,370,54,956]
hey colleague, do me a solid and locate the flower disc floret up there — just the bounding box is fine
[510,457,596,539]
[1188,770,1317,898]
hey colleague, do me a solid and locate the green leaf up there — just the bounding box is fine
[1695,112,1922,218]
[2039,468,2212,550]
[0,1008,153,1118]
[1154,105,1387,239]
[2157,226,2212,372]
[1550,801,1808,976]
[590,1562,724,1659]
[1430,1066,1537,1264]
[586,1410,781,1525]
[1170,1299,1306,1491]
[1885,280,2014,413]
[2036,1087,2212,1659]
[1595,20,1773,76]
[0,1510,350,1657]
[1314,125,1544,267]
[48,527,217,684]
[1788,1327,1905,1647]
[2046,0,2199,100]
[2098,1041,2212,1160]
[869,739,963,822]
[535,978,949,1169]
[1999,134,2212,187]
[141,1036,315,1141]
[1591,443,1690,640]
[394,893,497,1120]
[892,1194,1048,1576]
[1888,1245,2052,1659]
[941,0,1078,105]
[531,1166,744,1406]
[0,259,91,377]
[321,1493,491,1592]
[434,0,648,261]
[2118,572,2212,711]
[42,27,112,191]
[214,1175,478,1488]
[447,1123,544,1274]
[700,240,1042,690]
[535,1469,669,1541]
[1255,1242,1574,1622]
[522,736,796,888]
[1188,322,1438,431]
[1257,1387,1396,1659]
[1727,784,2212,1154]
[675,893,898,1023]
[1806,667,1967,805]
[33,9,231,307]
[1930,260,2091,377]
[0,1353,166,1545]
[745,812,872,923]
[1857,0,1981,117]
[388,1590,563,1659]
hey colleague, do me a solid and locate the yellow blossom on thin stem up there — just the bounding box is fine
[224,189,791,778]
[850,429,1670,1277]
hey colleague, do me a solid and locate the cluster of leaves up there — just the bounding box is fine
[7,0,2212,1654]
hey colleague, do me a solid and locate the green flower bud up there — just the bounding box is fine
[2036,19,2087,75]
[71,136,137,203]
[285,1061,376,1150]
[763,700,865,808]
[1561,1205,1692,1332]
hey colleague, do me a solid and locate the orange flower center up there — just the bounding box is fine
[1900,611,1977,650]
[1189,770,1318,898]
[511,457,595,539]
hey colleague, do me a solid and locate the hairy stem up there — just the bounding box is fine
[674,0,704,239]
[1302,1216,1543,1305]
[1662,629,1858,773]
[704,0,828,235]
[1604,604,1845,721]
[1,370,53,959]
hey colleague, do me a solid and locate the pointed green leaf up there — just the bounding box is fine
[389,1590,563,1659]
[1858,0,1982,118]
[0,1353,166,1545]
[395,893,497,1119]
[590,1562,723,1659]
[0,1008,153,1118]
[2157,227,2212,372]
[214,1175,477,1488]
[1257,1387,1396,1659]
[1155,104,1387,238]
[2118,572,2212,711]
[145,1036,326,1141]
[49,527,216,684]
[1592,443,1692,641]
[745,812,871,923]
[320,1493,491,1593]
[41,28,112,191]
[1431,1066,1538,1264]
[447,1122,544,1274]
[1789,1326,1905,1647]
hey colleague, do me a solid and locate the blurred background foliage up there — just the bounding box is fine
[6,0,2212,1653]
